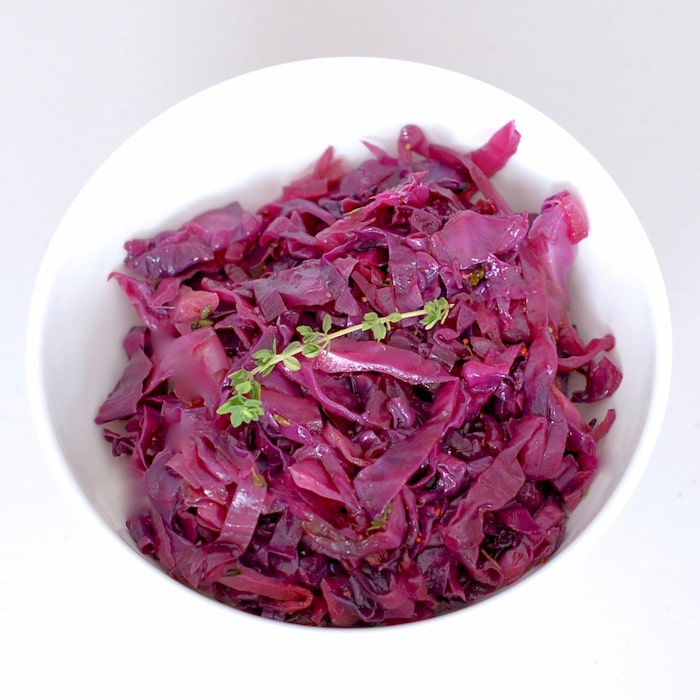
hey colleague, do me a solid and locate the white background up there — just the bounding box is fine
[2,2,698,698]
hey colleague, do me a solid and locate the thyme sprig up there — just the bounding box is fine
[217,297,450,428]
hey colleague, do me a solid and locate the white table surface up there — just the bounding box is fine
[2,2,698,698]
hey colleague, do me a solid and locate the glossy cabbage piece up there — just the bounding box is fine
[96,124,621,626]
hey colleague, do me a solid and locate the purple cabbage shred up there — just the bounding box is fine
[96,123,622,626]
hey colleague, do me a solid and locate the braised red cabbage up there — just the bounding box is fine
[96,123,621,626]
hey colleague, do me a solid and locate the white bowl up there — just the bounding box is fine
[26,57,672,628]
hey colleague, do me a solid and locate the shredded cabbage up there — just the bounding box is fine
[96,123,622,626]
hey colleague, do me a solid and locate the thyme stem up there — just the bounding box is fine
[217,297,450,428]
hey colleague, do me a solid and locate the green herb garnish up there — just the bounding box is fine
[217,297,450,428]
